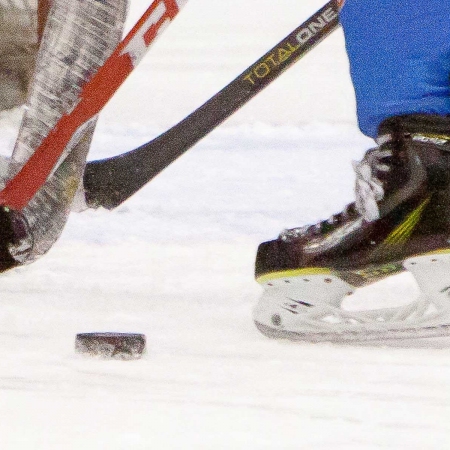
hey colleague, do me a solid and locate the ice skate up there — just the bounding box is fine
[254,114,450,342]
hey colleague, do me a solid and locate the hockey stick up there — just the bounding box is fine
[83,0,341,210]
[0,0,188,211]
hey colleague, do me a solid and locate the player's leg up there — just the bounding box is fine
[253,1,450,341]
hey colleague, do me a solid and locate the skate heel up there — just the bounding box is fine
[404,251,450,306]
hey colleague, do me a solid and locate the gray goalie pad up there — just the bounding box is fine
[6,0,128,264]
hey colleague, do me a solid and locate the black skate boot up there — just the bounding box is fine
[253,114,450,342]
[0,206,28,272]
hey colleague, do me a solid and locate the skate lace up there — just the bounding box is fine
[280,203,359,242]
[353,147,393,221]
[279,146,393,242]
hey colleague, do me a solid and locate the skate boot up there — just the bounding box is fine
[253,114,450,342]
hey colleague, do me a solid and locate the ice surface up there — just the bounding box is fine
[0,1,449,449]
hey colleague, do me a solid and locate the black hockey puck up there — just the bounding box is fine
[75,332,146,360]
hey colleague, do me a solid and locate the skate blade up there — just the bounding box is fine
[254,320,450,343]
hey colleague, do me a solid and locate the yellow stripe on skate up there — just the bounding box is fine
[382,197,430,246]
[256,267,332,284]
[419,248,450,256]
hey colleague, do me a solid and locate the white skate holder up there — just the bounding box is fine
[253,259,450,343]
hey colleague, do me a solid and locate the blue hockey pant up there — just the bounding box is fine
[340,1,450,138]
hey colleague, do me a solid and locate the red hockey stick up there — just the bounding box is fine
[0,0,187,211]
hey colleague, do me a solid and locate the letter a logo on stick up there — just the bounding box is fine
[121,0,187,67]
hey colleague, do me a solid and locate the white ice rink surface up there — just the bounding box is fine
[0,1,449,449]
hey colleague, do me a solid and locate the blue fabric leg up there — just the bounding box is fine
[340,0,450,138]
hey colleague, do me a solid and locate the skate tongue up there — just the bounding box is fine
[375,133,392,146]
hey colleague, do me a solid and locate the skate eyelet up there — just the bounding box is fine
[271,314,282,326]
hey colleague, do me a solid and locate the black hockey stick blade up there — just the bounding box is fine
[84,0,340,210]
